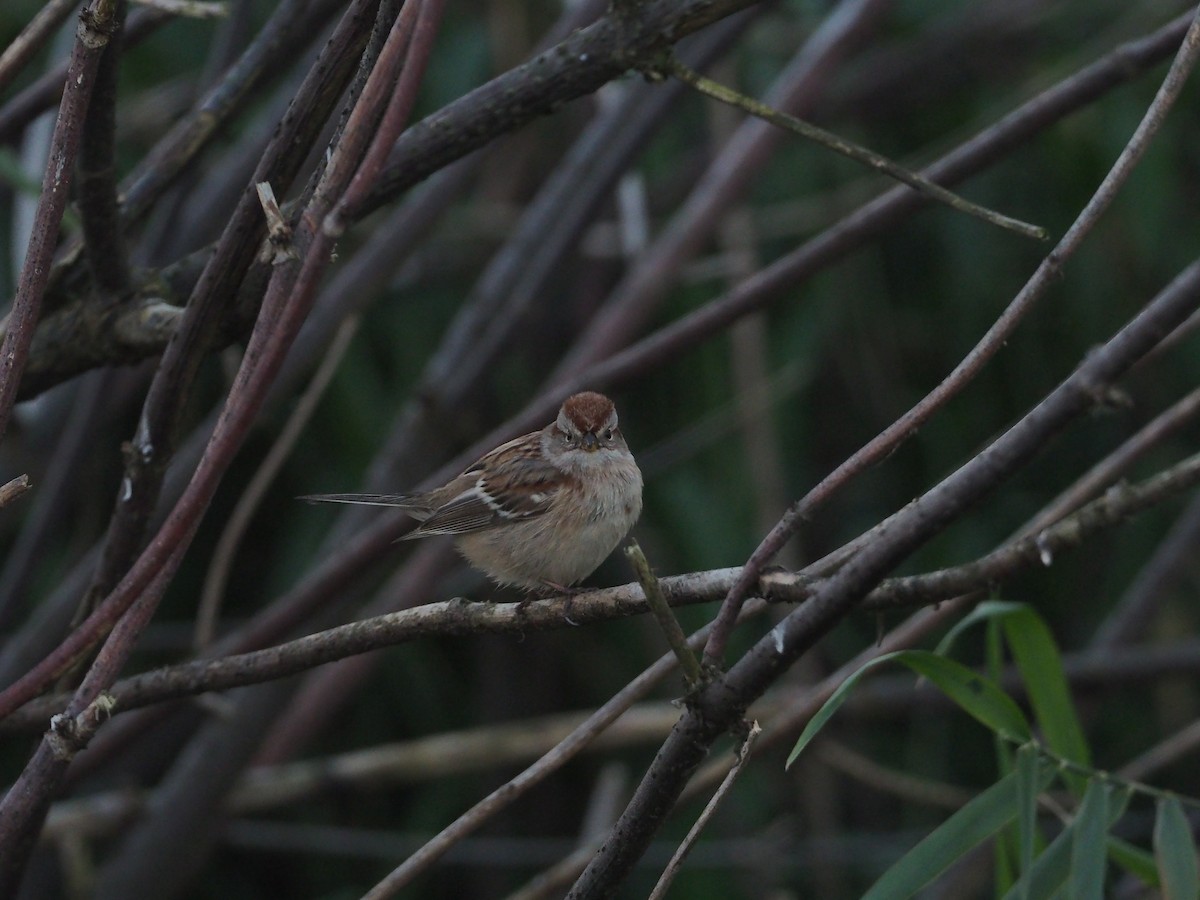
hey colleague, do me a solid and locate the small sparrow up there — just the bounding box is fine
[302,392,643,591]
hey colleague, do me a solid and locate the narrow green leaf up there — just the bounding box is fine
[1016,743,1041,888]
[863,772,1024,900]
[985,613,1007,682]
[1154,797,1199,900]
[935,599,1027,657]
[897,651,1031,743]
[935,600,1089,775]
[1003,779,1131,900]
[1107,836,1159,887]
[1106,784,1133,823]
[1001,608,1090,790]
[786,651,1031,768]
[1003,820,1074,900]
[997,831,1019,899]
[1068,780,1110,900]
[785,654,894,768]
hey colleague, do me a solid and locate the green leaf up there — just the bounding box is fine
[899,652,1032,741]
[785,655,886,768]
[1016,743,1041,886]
[932,600,1090,785]
[996,831,1019,899]
[1108,836,1159,887]
[1068,780,1110,900]
[863,772,1026,900]
[1003,780,1130,900]
[934,599,1027,657]
[786,651,1031,768]
[1000,608,1090,789]
[1003,821,1073,900]
[1154,796,1199,900]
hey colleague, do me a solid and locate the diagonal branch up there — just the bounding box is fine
[0,0,117,446]
[568,258,1200,896]
[663,55,1047,240]
[701,5,1200,665]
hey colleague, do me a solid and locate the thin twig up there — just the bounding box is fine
[568,252,1200,896]
[0,0,79,96]
[1011,739,1200,812]
[360,625,709,899]
[1021,383,1200,536]
[77,0,131,296]
[648,721,761,900]
[8,436,1200,732]
[701,5,1200,666]
[131,0,227,17]
[1118,718,1200,783]
[0,0,439,883]
[858,450,1200,611]
[195,315,361,651]
[814,739,975,810]
[626,541,703,688]
[664,56,1047,241]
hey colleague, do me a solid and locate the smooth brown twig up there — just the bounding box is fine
[664,56,1047,241]
[647,721,761,900]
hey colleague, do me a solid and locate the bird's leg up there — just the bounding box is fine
[537,580,584,626]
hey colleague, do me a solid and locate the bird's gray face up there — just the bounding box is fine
[557,409,621,454]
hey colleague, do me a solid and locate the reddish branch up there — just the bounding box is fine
[0,0,446,888]
[0,0,116,445]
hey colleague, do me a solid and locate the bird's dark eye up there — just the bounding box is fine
[602,428,614,441]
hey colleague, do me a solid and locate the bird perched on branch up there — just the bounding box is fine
[302,392,643,592]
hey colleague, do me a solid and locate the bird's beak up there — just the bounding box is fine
[581,432,599,452]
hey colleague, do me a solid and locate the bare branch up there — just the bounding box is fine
[0,0,117,446]
[569,257,1200,896]
[663,56,1047,241]
[0,0,78,96]
[648,721,761,899]
[702,6,1200,665]
[626,540,704,688]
